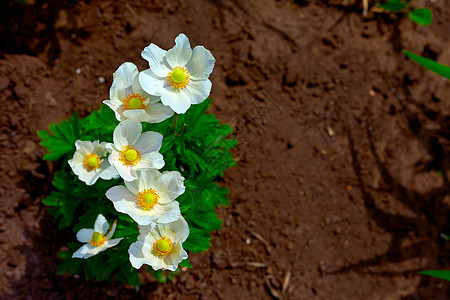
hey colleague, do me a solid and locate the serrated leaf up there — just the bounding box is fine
[37,112,84,161]
[403,50,450,79]
[191,211,223,231]
[83,105,119,142]
[183,228,211,253]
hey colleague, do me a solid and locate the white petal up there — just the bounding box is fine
[124,178,140,195]
[142,102,174,123]
[114,162,137,182]
[138,169,160,191]
[158,87,191,114]
[132,73,148,97]
[105,238,123,248]
[158,171,185,200]
[139,69,166,96]
[183,79,212,105]
[128,240,146,269]
[160,217,190,243]
[146,94,161,105]
[83,245,104,258]
[76,229,94,243]
[72,244,92,259]
[68,159,82,176]
[72,244,105,259]
[135,131,163,154]
[153,202,181,224]
[75,140,94,154]
[93,142,108,157]
[104,95,123,107]
[122,109,148,121]
[166,33,192,68]
[106,221,118,239]
[185,46,215,80]
[138,224,154,238]
[127,210,154,226]
[164,244,188,271]
[112,197,140,214]
[78,169,100,186]
[94,214,109,234]
[130,202,180,225]
[135,152,165,170]
[105,143,116,154]
[141,44,171,77]
[98,161,119,180]
[114,62,139,88]
[106,186,137,204]
[113,119,142,149]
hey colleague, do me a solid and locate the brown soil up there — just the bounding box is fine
[1,0,449,299]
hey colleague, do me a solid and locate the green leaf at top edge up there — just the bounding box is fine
[403,50,450,79]
[379,0,407,12]
[408,8,433,26]
[419,270,450,281]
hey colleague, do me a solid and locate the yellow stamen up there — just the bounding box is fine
[123,93,146,110]
[90,232,106,247]
[167,66,190,90]
[137,188,160,210]
[153,236,174,257]
[83,153,100,171]
[119,145,141,166]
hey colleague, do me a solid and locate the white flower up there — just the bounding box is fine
[68,140,119,185]
[103,62,174,123]
[139,33,215,114]
[128,217,189,271]
[106,169,184,225]
[106,119,165,182]
[72,214,123,259]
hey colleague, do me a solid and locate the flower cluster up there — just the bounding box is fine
[69,33,215,272]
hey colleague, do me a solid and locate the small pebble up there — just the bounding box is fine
[98,76,105,84]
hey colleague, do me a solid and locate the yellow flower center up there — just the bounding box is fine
[90,232,106,247]
[137,188,160,210]
[123,93,146,110]
[126,149,138,161]
[119,145,141,166]
[83,153,100,171]
[153,236,174,257]
[171,69,186,83]
[167,66,190,89]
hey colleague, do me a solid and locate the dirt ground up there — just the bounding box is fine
[0,0,449,299]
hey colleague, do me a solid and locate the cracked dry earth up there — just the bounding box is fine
[0,0,449,299]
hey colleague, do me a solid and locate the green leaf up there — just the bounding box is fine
[153,270,167,283]
[183,228,211,253]
[408,8,433,25]
[179,258,193,268]
[419,270,450,281]
[403,50,450,79]
[37,112,84,161]
[379,0,407,12]
[83,105,118,142]
[191,211,223,231]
